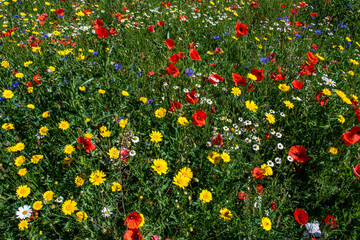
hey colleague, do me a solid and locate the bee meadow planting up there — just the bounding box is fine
[1,0,360,239]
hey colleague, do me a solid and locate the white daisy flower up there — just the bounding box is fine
[129,150,136,156]
[275,157,282,164]
[287,156,294,162]
[253,144,260,151]
[267,161,274,167]
[276,132,282,138]
[54,196,63,203]
[131,136,139,143]
[277,143,284,150]
[16,205,32,219]
[102,207,113,217]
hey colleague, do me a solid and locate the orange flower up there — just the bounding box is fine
[124,229,143,240]
[124,212,142,229]
[232,73,247,86]
[307,52,318,65]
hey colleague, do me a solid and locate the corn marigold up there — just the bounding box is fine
[62,200,78,215]
[89,170,106,186]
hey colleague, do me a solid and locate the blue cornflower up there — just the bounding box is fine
[185,68,194,76]
[148,99,154,105]
[295,34,302,38]
[137,71,142,76]
[12,82,19,88]
[93,52,98,56]
[214,36,220,40]
[260,57,269,63]
[315,30,321,35]
[115,64,121,70]
[339,22,347,29]
[93,62,98,65]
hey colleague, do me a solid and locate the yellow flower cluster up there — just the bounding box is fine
[335,90,352,105]
[7,142,25,153]
[207,151,230,164]
[173,167,193,189]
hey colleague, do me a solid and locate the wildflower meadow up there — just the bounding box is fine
[1,0,360,239]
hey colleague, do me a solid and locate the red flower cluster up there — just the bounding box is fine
[124,212,143,240]
[93,19,108,39]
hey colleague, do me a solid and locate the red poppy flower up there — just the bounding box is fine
[211,133,223,146]
[281,4,286,8]
[109,28,118,35]
[314,92,328,106]
[324,215,337,229]
[307,52,318,65]
[270,72,284,83]
[251,167,264,179]
[211,106,216,116]
[157,20,165,27]
[165,63,180,77]
[165,39,175,49]
[77,137,96,153]
[232,73,247,86]
[352,165,360,179]
[247,84,254,92]
[250,1,258,7]
[294,208,308,225]
[124,212,142,229]
[177,52,185,60]
[341,126,360,145]
[33,74,42,85]
[95,27,108,39]
[271,202,276,210]
[124,229,143,240]
[147,25,155,32]
[238,191,248,200]
[267,52,276,62]
[189,43,196,49]
[208,74,224,84]
[256,184,264,195]
[93,19,104,29]
[168,101,182,114]
[192,110,207,127]
[120,148,130,162]
[54,8,64,16]
[84,9,92,15]
[292,80,304,90]
[186,89,199,104]
[169,54,179,64]
[295,22,302,27]
[288,145,310,164]
[189,49,201,61]
[235,22,248,36]
[251,68,264,82]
